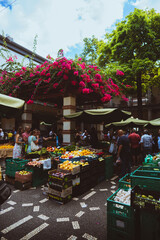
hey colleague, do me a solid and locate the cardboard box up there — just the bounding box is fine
[48,186,72,198]
[15,171,32,183]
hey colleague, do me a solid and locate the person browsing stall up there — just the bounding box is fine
[13,126,25,159]
[117,129,131,178]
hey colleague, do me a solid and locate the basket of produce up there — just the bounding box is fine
[119,173,131,188]
[107,186,135,240]
[5,158,29,177]
[48,169,72,184]
[15,170,32,183]
[131,185,160,212]
[58,161,80,175]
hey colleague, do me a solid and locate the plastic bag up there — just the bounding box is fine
[109,143,114,153]
[31,141,39,152]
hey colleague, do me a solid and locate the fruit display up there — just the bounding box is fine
[132,186,160,211]
[48,170,72,184]
[114,188,131,205]
[47,147,54,152]
[60,149,94,160]
[47,147,65,154]
[59,161,77,171]
[27,161,42,166]
[72,160,89,167]
[0,144,14,149]
[15,170,32,184]
[18,170,31,175]
[50,171,69,178]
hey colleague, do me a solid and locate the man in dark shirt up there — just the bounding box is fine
[117,129,131,178]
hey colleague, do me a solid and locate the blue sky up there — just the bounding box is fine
[0,0,160,60]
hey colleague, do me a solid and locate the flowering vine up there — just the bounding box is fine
[0,52,129,105]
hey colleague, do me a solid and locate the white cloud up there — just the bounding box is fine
[131,0,160,11]
[1,0,160,60]
[0,0,128,59]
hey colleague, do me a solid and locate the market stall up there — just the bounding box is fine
[5,145,114,202]
[0,144,14,158]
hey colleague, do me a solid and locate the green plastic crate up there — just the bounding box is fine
[104,155,113,179]
[107,187,133,219]
[139,210,160,240]
[25,165,48,187]
[107,227,133,240]
[118,173,131,188]
[107,187,135,240]
[5,158,29,177]
[131,166,160,192]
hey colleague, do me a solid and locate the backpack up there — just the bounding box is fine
[0,181,12,205]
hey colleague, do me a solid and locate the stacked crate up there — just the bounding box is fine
[14,171,32,190]
[25,164,48,187]
[130,166,160,240]
[107,186,135,240]
[48,169,73,204]
[5,158,29,185]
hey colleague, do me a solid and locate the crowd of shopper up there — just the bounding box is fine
[108,128,160,179]
[74,127,98,148]
[10,126,63,159]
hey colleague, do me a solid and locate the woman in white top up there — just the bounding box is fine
[13,126,24,159]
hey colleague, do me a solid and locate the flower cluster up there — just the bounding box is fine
[0,54,129,104]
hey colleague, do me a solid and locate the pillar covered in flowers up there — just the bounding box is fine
[21,103,32,129]
[62,95,76,145]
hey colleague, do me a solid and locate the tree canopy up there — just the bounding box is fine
[97,8,160,117]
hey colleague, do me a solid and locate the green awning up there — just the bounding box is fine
[0,94,25,109]
[105,117,149,128]
[145,118,160,127]
[64,108,131,124]
[0,94,25,118]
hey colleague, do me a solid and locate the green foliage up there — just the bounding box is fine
[79,36,100,65]
[97,8,160,96]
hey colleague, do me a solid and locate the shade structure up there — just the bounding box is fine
[145,118,160,128]
[0,94,25,109]
[64,108,131,124]
[105,117,149,128]
[0,94,25,118]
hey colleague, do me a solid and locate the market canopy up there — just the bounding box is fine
[105,117,149,128]
[145,118,160,128]
[0,94,25,118]
[64,108,131,124]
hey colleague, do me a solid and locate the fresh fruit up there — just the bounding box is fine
[0,144,14,149]
[18,170,30,175]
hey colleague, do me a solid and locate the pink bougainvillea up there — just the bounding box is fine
[0,52,129,105]
[26,99,34,104]
[101,94,112,102]
[6,57,14,62]
[116,70,124,76]
[82,88,90,94]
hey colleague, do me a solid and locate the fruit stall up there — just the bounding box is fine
[0,144,14,159]
[4,146,114,202]
[106,153,160,240]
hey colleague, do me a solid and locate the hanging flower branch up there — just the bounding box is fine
[0,50,129,104]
